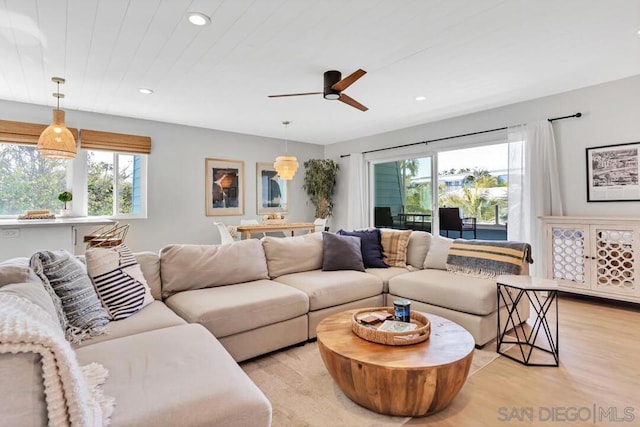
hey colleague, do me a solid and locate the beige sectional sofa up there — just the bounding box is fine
[0,229,530,426]
[0,254,272,427]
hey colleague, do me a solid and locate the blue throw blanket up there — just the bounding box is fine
[446,239,533,278]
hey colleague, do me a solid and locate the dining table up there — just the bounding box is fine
[235,222,316,240]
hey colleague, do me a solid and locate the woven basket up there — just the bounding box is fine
[351,307,431,346]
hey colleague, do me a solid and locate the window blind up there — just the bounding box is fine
[80,129,151,154]
[0,119,79,145]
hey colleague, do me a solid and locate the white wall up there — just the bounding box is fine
[1,99,324,254]
[325,74,640,231]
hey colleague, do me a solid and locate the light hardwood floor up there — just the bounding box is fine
[406,295,640,426]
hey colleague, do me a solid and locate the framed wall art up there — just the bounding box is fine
[256,162,288,214]
[586,142,640,202]
[205,158,244,216]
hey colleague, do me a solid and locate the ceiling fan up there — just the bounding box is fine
[268,69,368,111]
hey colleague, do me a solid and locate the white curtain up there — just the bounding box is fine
[347,153,367,230]
[507,120,563,275]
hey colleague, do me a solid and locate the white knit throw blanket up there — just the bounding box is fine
[0,294,114,426]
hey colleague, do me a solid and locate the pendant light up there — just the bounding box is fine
[273,120,299,180]
[37,77,77,160]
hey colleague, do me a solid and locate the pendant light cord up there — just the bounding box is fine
[283,120,291,153]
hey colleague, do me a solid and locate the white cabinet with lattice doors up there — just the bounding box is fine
[541,217,640,303]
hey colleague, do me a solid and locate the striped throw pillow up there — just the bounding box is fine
[380,229,412,267]
[85,245,154,320]
[30,250,110,342]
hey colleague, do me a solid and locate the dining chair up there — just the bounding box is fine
[438,207,477,239]
[214,222,236,245]
[314,218,327,232]
[374,207,394,228]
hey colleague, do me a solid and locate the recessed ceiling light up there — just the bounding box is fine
[138,88,154,95]
[187,12,211,26]
[415,96,426,101]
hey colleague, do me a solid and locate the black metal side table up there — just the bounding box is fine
[497,275,559,367]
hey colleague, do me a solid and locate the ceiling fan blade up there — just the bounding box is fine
[331,69,366,92]
[268,92,322,98]
[338,93,368,111]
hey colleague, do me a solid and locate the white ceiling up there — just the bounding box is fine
[1,0,639,145]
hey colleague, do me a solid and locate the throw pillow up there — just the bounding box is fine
[423,235,454,270]
[338,229,387,269]
[30,250,110,343]
[322,232,365,272]
[261,233,323,278]
[406,231,432,269]
[160,239,270,298]
[85,244,154,320]
[379,229,412,267]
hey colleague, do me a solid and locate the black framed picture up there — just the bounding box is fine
[586,142,640,202]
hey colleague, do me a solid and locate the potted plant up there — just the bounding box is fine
[57,191,72,217]
[302,159,339,225]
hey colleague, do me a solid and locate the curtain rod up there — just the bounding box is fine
[339,112,582,158]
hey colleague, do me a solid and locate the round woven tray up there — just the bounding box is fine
[351,307,431,346]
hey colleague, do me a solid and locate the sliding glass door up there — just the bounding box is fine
[370,142,509,240]
[372,157,433,232]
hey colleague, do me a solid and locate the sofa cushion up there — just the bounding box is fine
[134,252,162,300]
[380,229,412,267]
[75,324,272,427]
[160,240,269,298]
[72,301,187,348]
[30,250,110,342]
[85,245,154,320]
[423,235,453,270]
[388,269,498,316]
[365,267,411,293]
[322,232,365,272]
[262,232,323,278]
[165,280,309,338]
[274,270,383,311]
[337,229,387,268]
[406,231,431,269]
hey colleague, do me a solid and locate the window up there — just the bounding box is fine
[438,144,508,226]
[87,151,145,217]
[0,144,147,218]
[0,121,150,219]
[87,151,144,217]
[0,143,70,216]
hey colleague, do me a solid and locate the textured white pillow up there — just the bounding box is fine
[85,244,154,320]
[423,236,453,270]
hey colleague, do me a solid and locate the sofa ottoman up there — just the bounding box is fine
[388,264,530,346]
[75,324,272,427]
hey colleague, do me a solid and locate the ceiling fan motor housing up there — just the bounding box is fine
[323,70,341,100]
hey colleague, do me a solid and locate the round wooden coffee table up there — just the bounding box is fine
[316,309,474,417]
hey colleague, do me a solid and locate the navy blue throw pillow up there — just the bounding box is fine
[338,229,388,269]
